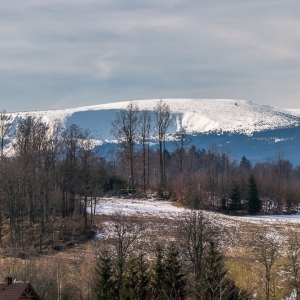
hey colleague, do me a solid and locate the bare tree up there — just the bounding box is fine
[154,100,172,190]
[106,213,144,299]
[286,232,300,300]
[173,129,191,173]
[0,111,12,246]
[0,110,12,159]
[112,102,139,193]
[274,149,285,212]
[206,144,220,208]
[78,138,99,229]
[251,224,280,300]
[60,124,87,217]
[179,210,213,299]
[139,110,152,193]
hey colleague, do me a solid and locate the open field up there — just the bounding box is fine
[92,197,300,246]
[1,197,300,299]
[91,197,300,299]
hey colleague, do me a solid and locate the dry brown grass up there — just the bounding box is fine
[1,207,300,299]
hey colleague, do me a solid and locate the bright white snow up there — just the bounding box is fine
[7,99,300,142]
[92,197,300,223]
[91,197,185,217]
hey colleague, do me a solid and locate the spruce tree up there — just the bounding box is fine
[239,156,252,171]
[93,250,117,300]
[149,245,165,300]
[204,241,250,300]
[204,240,228,299]
[247,174,262,215]
[123,254,150,300]
[162,244,186,300]
[229,182,242,211]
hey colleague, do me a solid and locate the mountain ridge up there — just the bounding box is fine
[6,99,300,165]
[9,99,300,137]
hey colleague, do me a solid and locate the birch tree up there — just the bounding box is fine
[139,110,152,193]
[112,102,139,193]
[154,100,171,190]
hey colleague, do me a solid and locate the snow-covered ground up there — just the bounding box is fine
[92,197,300,223]
[92,197,300,299]
[90,197,300,253]
[246,214,300,221]
[92,197,185,217]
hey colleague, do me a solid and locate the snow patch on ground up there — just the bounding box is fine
[92,197,185,217]
[92,197,300,223]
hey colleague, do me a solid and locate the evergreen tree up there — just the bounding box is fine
[221,197,227,211]
[229,182,242,211]
[204,241,250,300]
[93,250,117,300]
[239,156,252,171]
[247,174,262,215]
[162,244,186,300]
[204,240,228,299]
[149,245,165,300]
[123,254,150,300]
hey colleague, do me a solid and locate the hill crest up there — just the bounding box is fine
[9,99,300,140]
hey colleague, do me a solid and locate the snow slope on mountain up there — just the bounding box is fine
[286,109,300,117]
[9,99,300,141]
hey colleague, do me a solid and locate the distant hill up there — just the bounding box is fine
[7,99,300,165]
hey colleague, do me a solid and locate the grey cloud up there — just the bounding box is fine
[1,0,300,112]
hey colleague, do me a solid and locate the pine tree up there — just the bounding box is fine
[123,254,150,300]
[93,250,117,300]
[204,241,250,300]
[247,174,261,215]
[149,245,165,300]
[162,244,186,300]
[221,197,227,211]
[204,240,228,299]
[229,182,242,211]
[239,156,252,171]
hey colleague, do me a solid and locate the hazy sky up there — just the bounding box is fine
[1,0,300,112]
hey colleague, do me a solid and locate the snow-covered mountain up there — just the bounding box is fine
[7,99,300,165]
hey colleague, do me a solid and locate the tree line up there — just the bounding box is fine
[110,101,299,215]
[0,101,299,252]
[0,114,113,252]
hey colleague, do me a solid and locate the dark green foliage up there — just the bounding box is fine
[229,183,242,211]
[247,174,262,215]
[150,245,165,299]
[104,175,127,193]
[123,254,150,300]
[204,241,250,300]
[157,186,166,199]
[204,240,228,299]
[239,156,252,171]
[94,245,186,300]
[150,244,186,300]
[221,197,227,211]
[162,244,186,300]
[93,250,117,300]
[92,232,251,300]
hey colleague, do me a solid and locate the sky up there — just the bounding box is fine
[1,0,300,112]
